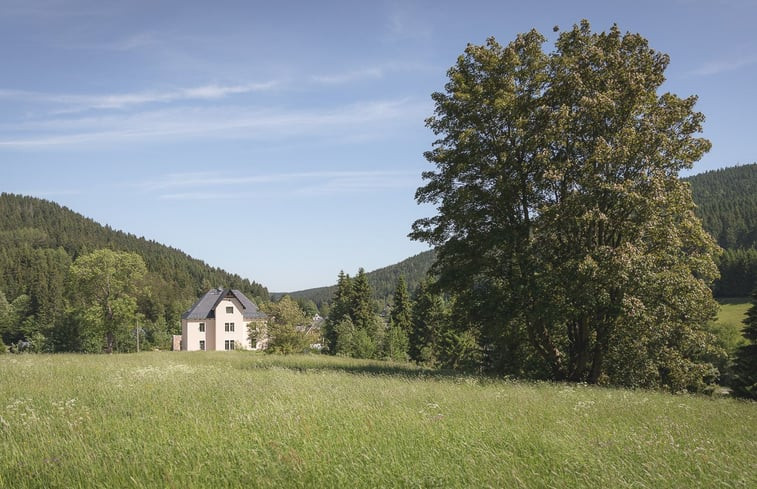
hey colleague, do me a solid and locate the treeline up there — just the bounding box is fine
[320,269,412,361]
[686,163,757,250]
[0,193,268,351]
[286,250,435,310]
[687,163,757,297]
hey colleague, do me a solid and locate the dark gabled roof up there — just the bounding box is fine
[181,288,267,320]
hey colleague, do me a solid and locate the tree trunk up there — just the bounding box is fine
[105,330,114,354]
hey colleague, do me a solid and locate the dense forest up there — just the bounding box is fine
[685,163,757,297]
[687,164,756,250]
[0,193,268,350]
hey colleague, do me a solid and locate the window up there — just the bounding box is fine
[199,340,205,351]
[198,322,205,332]
[226,306,234,314]
[224,340,235,350]
[225,322,235,332]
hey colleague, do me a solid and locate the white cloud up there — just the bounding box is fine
[144,170,419,200]
[690,53,757,76]
[311,68,385,85]
[0,98,427,148]
[309,61,432,85]
[0,82,280,112]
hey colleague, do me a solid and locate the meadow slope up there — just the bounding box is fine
[1,352,755,488]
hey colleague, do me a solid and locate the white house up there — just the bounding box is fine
[181,288,267,351]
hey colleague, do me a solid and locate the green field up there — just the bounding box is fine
[1,352,755,488]
[711,298,751,354]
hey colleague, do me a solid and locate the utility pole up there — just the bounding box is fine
[136,323,140,353]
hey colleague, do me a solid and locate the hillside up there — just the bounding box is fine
[0,193,268,337]
[685,164,757,297]
[284,250,435,309]
[686,163,757,250]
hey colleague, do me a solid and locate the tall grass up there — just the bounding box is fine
[1,352,755,488]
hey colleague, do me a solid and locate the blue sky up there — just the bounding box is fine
[1,0,755,292]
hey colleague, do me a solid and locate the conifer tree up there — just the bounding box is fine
[323,271,352,353]
[384,276,412,361]
[731,290,757,399]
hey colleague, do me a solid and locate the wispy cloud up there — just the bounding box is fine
[146,170,418,200]
[310,61,432,85]
[690,53,757,76]
[0,81,280,112]
[311,67,385,85]
[0,98,426,148]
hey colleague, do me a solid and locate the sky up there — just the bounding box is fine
[1,0,755,292]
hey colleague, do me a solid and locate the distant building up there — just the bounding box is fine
[181,288,267,351]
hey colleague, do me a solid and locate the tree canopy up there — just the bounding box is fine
[411,21,722,389]
[69,249,147,353]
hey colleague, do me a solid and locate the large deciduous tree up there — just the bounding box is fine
[69,249,147,353]
[410,21,722,389]
[259,295,311,354]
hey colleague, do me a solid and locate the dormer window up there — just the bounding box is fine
[226,306,234,314]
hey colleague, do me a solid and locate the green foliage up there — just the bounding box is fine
[0,193,269,352]
[713,248,757,298]
[1,352,755,488]
[409,279,448,365]
[686,163,757,250]
[731,290,757,398]
[389,276,412,333]
[322,271,353,353]
[260,295,310,354]
[323,269,383,359]
[411,21,722,390]
[382,322,409,362]
[709,299,750,355]
[382,277,412,361]
[69,249,148,353]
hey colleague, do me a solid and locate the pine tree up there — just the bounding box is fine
[389,276,412,334]
[384,276,412,361]
[409,279,448,364]
[323,271,352,353]
[731,290,757,399]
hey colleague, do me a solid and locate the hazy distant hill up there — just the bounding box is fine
[0,193,268,328]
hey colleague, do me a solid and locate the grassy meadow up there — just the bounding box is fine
[1,351,755,489]
[711,298,751,354]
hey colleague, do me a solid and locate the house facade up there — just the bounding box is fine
[181,288,267,351]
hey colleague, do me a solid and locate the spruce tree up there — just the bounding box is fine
[323,271,352,353]
[731,290,757,399]
[384,277,412,361]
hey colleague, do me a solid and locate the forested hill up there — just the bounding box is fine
[685,163,757,297]
[0,193,268,328]
[686,163,756,250]
[284,250,435,309]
